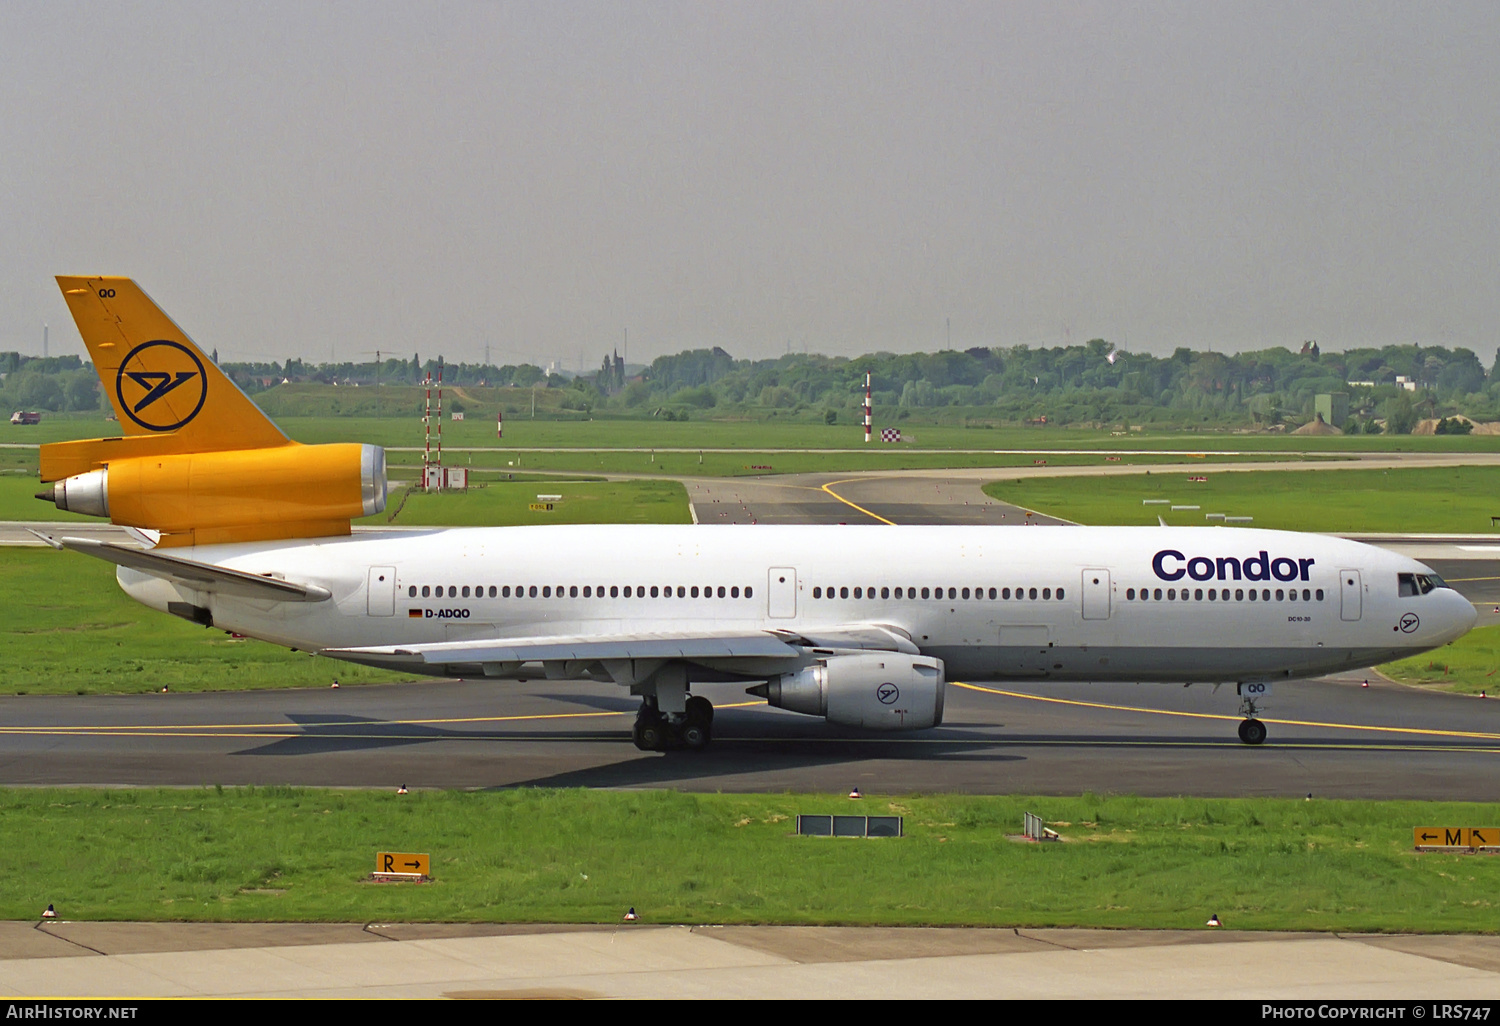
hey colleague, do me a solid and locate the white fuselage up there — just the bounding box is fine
[116,524,1477,684]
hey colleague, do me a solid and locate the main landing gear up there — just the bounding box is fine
[633,695,714,752]
[1237,718,1267,746]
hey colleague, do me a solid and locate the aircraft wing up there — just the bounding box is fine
[327,631,803,667]
[53,536,332,603]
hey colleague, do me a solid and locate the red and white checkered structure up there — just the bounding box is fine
[881,428,901,442]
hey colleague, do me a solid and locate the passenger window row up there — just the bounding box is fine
[408,584,754,600]
[812,585,1065,601]
[1126,586,1325,602]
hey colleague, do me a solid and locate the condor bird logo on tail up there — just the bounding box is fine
[116,340,207,431]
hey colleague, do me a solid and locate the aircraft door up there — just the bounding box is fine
[1340,569,1362,621]
[768,567,797,618]
[367,566,396,617]
[1082,568,1111,620]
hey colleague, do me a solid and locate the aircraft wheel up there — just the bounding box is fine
[634,715,668,751]
[680,721,711,751]
[685,695,714,726]
[1237,718,1267,746]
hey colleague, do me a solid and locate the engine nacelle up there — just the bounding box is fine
[40,442,386,542]
[755,652,946,730]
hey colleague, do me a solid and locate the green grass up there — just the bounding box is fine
[385,446,1321,480]
[11,414,1500,453]
[1381,624,1500,695]
[5,788,1498,931]
[985,466,1500,534]
[365,479,692,527]
[0,549,418,695]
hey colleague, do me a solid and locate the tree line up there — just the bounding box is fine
[3,339,1497,432]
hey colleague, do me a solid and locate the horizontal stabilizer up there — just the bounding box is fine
[56,536,331,602]
[329,631,802,666]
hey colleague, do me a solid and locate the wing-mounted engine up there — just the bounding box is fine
[749,652,946,730]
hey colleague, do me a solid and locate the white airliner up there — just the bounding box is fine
[35,278,1479,750]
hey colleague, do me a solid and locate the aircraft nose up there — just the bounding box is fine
[1445,589,1479,639]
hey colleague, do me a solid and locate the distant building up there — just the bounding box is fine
[1314,393,1349,429]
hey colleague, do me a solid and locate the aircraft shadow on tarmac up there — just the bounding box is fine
[226,702,1500,790]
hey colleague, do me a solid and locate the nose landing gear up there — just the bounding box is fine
[1236,682,1269,745]
[632,695,715,752]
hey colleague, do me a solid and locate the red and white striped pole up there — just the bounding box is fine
[497,407,503,440]
[863,373,872,443]
[436,357,444,487]
[423,370,432,490]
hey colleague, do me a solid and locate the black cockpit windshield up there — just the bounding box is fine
[1398,572,1449,596]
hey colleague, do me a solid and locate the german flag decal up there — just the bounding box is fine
[408,609,423,618]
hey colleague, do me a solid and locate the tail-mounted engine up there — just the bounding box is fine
[749,652,946,730]
[39,442,386,547]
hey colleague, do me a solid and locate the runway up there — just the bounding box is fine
[3,670,1499,798]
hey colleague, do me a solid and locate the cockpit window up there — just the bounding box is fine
[1400,572,1448,596]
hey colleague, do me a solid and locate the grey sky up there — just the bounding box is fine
[2,2,1497,369]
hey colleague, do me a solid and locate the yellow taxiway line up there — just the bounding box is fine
[819,479,897,525]
[0,700,767,736]
[952,681,1500,742]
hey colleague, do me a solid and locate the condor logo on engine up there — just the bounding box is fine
[1153,549,1315,583]
[876,683,900,705]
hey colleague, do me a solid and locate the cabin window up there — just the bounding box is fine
[420,586,429,597]
[813,587,822,599]
[960,587,970,600]
[853,587,862,599]
[1044,588,1053,600]
[1315,589,1324,601]
[881,587,890,599]
[1127,589,1135,600]
[1057,588,1065,600]
[894,587,904,599]
[460,586,470,598]
[745,586,753,597]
